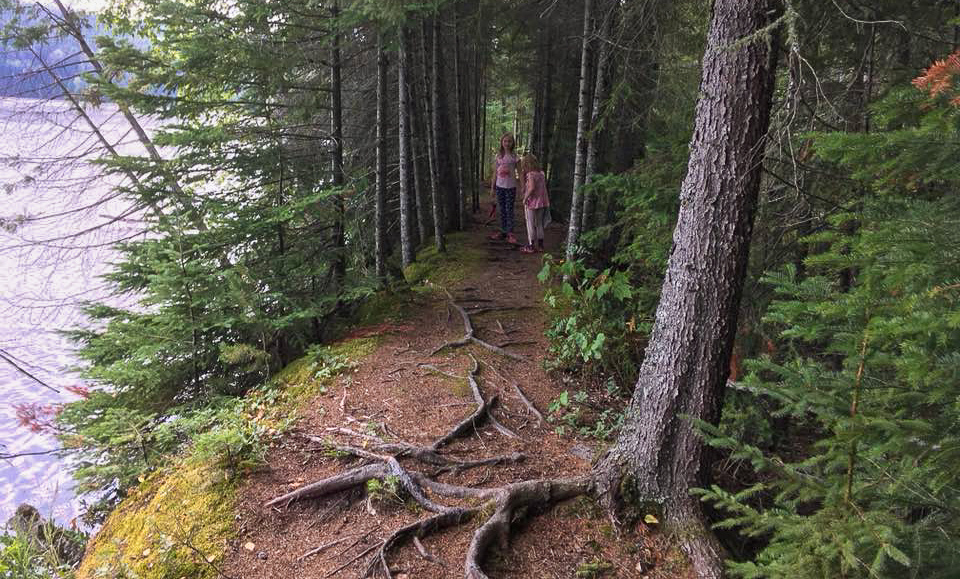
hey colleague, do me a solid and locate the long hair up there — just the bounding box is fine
[498,132,515,157]
[520,153,541,173]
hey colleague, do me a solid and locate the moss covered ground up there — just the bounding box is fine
[403,232,487,288]
[76,461,235,579]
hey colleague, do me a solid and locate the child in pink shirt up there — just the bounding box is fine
[519,153,550,253]
[489,133,519,244]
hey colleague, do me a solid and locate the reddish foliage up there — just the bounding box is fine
[913,51,960,102]
[64,384,92,398]
[13,402,60,434]
[729,350,741,382]
[764,338,777,355]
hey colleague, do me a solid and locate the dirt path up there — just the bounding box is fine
[223,215,662,578]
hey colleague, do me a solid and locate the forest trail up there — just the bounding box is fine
[223,213,668,578]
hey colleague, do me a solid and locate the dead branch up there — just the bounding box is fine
[299,535,360,561]
[324,541,383,578]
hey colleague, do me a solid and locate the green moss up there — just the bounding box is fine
[403,232,486,288]
[351,289,413,327]
[327,336,379,360]
[575,557,614,578]
[77,461,235,579]
[270,336,378,408]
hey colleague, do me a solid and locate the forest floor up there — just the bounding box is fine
[222,210,689,579]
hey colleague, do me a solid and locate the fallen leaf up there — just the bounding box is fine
[244,541,256,551]
[644,514,659,525]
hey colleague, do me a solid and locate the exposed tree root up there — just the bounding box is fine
[510,383,544,424]
[266,354,594,577]
[431,300,525,361]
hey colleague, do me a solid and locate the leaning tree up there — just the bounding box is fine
[265,0,779,576]
[593,0,779,574]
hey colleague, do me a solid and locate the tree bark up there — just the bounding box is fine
[330,1,346,283]
[452,8,466,231]
[429,12,446,252]
[583,0,616,232]
[540,28,553,178]
[374,31,388,279]
[565,0,594,264]
[472,51,483,212]
[593,0,779,576]
[409,62,429,246]
[398,26,414,268]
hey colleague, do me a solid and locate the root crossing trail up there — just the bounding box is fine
[224,219,660,578]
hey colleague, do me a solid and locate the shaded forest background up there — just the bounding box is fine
[2,0,960,576]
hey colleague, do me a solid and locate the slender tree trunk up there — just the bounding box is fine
[408,29,429,246]
[452,8,466,230]
[480,76,488,191]
[330,1,346,283]
[471,2,484,212]
[374,31,388,279]
[583,1,616,232]
[541,29,553,178]
[565,0,594,263]
[594,0,779,576]
[49,0,207,232]
[427,15,445,252]
[410,81,428,246]
[398,26,414,268]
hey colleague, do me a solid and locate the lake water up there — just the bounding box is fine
[0,97,147,525]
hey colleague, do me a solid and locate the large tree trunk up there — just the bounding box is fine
[398,26,414,269]
[594,0,778,576]
[565,0,594,264]
[473,51,483,212]
[374,31,388,279]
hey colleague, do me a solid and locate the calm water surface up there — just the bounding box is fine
[0,97,147,524]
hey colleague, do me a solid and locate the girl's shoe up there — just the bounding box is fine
[520,244,536,254]
[506,233,518,244]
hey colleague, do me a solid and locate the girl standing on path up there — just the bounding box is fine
[489,133,519,244]
[519,153,550,253]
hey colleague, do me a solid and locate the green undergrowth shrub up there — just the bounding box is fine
[540,168,679,391]
[546,386,626,440]
[0,513,86,579]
